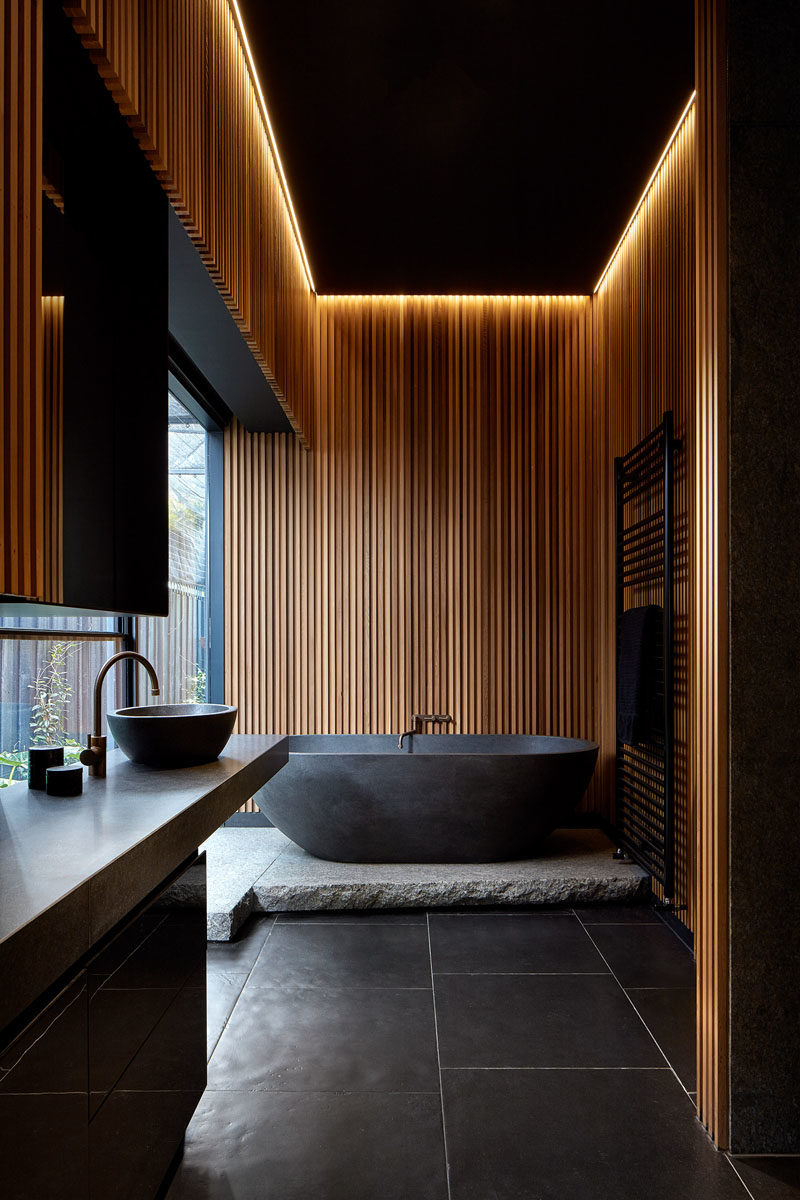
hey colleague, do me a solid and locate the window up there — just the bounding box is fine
[137,394,210,704]
[0,614,127,786]
[0,380,225,789]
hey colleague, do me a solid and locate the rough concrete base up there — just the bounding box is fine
[200,826,649,941]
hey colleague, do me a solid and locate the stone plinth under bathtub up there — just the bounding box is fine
[201,828,290,940]
[254,828,649,913]
[200,826,649,939]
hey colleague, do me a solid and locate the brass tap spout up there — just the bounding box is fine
[80,651,160,778]
[398,712,454,749]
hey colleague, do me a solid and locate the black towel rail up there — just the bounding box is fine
[614,412,681,900]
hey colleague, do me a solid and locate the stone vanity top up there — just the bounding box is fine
[0,733,287,1031]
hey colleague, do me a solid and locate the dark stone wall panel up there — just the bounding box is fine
[727,2,800,1152]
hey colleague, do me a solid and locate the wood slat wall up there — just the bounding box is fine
[64,0,316,442]
[592,103,696,923]
[226,296,599,806]
[694,0,729,1147]
[1,0,44,600]
[405,296,595,743]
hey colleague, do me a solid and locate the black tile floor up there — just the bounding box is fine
[167,906,800,1200]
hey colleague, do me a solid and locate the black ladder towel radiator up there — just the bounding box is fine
[613,412,681,901]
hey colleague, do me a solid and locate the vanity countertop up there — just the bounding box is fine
[0,733,287,1031]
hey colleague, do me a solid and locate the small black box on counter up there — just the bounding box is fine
[28,746,64,790]
[46,763,84,797]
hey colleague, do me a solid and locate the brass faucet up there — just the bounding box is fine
[398,713,454,750]
[80,651,160,778]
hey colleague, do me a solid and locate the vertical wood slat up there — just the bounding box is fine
[64,0,316,444]
[592,103,696,927]
[1,0,44,600]
[694,0,729,1148]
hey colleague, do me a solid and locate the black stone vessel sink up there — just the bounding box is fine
[107,703,238,768]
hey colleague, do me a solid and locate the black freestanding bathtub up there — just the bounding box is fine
[254,734,599,863]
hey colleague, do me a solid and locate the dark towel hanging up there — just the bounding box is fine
[617,605,662,745]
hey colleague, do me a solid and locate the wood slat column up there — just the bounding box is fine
[592,102,696,924]
[1,0,44,599]
[694,0,729,1148]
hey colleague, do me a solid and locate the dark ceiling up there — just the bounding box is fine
[238,0,694,295]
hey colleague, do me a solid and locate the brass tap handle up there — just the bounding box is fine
[79,734,107,778]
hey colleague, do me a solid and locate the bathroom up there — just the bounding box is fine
[1,0,799,1197]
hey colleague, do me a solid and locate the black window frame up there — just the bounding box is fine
[164,340,230,705]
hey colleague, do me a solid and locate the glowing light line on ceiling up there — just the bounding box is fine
[318,294,590,301]
[230,0,316,292]
[593,91,696,294]
[228,5,692,304]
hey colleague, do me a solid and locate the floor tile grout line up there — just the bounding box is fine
[578,922,696,1103]
[213,984,435,992]
[724,1155,759,1199]
[207,916,278,1063]
[201,1087,444,1096]
[433,970,611,977]
[625,985,697,992]
[572,906,662,928]
[273,918,427,924]
[427,910,454,1200]
[438,1066,674,1072]
[426,911,578,918]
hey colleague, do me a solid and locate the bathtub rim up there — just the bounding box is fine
[281,733,599,757]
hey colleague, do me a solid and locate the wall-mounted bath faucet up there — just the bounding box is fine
[79,651,160,778]
[398,713,454,750]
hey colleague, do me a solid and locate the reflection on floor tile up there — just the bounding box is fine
[436,973,665,1068]
[207,985,439,1093]
[206,971,248,1061]
[275,909,427,924]
[166,1090,448,1200]
[206,916,275,976]
[429,905,576,917]
[626,987,696,1091]
[442,1069,747,1200]
[728,1156,800,1200]
[167,906,731,1199]
[574,904,660,924]
[585,923,696,989]
[429,913,606,974]
[248,922,432,989]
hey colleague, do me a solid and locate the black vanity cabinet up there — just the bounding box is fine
[0,976,89,1199]
[0,854,206,1200]
[88,856,207,1199]
[0,738,286,1200]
